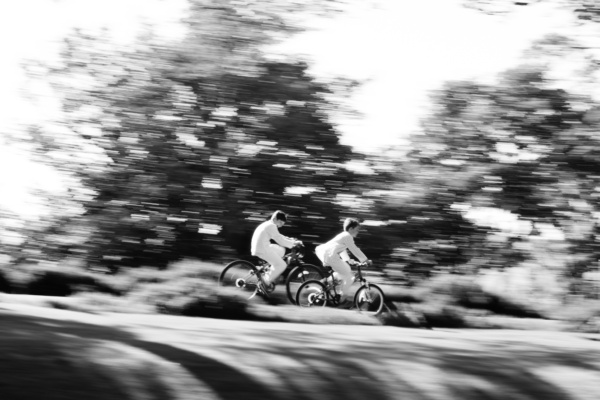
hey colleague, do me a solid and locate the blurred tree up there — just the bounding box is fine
[463,0,600,22]
[378,61,600,280]
[454,2,600,289]
[26,0,359,269]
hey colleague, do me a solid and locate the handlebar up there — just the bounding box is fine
[286,241,305,260]
[350,260,373,268]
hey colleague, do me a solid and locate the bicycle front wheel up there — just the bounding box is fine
[354,284,385,315]
[296,280,327,308]
[218,260,259,295]
[286,264,325,304]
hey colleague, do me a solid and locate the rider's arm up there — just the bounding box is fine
[344,235,368,263]
[282,234,301,244]
[340,250,351,262]
[268,225,297,249]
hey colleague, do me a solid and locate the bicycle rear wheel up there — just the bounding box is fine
[286,264,325,304]
[218,260,260,295]
[296,280,327,308]
[354,284,385,315]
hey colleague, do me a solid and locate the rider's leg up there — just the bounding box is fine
[256,244,286,285]
[315,245,326,265]
[315,247,329,283]
[327,256,353,300]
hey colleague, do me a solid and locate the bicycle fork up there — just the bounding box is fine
[360,282,374,304]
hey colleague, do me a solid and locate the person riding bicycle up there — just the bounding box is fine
[315,218,371,304]
[251,210,302,291]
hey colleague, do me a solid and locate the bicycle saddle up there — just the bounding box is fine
[248,256,268,266]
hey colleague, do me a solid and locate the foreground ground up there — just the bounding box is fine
[1,299,600,400]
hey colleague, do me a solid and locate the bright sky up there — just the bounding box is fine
[0,0,589,230]
[0,0,187,221]
[278,0,580,152]
[0,0,187,132]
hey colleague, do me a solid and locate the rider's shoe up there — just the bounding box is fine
[264,282,276,293]
[260,264,273,273]
[257,279,275,295]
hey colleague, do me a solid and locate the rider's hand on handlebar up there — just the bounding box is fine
[366,259,373,267]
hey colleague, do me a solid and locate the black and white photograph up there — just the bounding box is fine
[1,1,600,399]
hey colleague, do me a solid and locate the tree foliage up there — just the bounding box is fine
[464,0,600,23]
[372,59,600,281]
[7,0,600,306]
[18,0,361,269]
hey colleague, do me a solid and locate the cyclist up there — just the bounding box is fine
[251,210,302,291]
[315,218,371,304]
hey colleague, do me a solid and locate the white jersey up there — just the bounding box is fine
[251,220,295,256]
[315,231,367,263]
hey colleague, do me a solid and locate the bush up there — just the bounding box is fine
[117,267,171,289]
[412,302,467,328]
[48,292,154,314]
[159,288,256,320]
[415,273,546,319]
[550,298,600,333]
[44,276,258,320]
[384,286,426,303]
[120,274,261,320]
[14,259,258,320]
[90,274,137,295]
[377,302,429,328]
[250,304,380,325]
[113,261,223,290]
[4,264,124,297]
[27,272,74,296]
[166,259,223,281]
[0,270,13,293]
[475,294,545,319]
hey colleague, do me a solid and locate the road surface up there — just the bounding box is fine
[1,302,599,400]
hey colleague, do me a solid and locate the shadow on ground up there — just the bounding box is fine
[1,306,599,400]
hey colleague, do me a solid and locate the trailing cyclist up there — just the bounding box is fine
[251,210,302,292]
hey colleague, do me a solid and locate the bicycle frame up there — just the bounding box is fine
[244,244,305,279]
[220,243,318,301]
[304,261,382,309]
[318,261,371,305]
[353,262,374,298]
[282,245,306,267]
[354,262,367,284]
[319,267,343,306]
[352,262,386,313]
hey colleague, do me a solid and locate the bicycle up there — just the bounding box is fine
[218,243,325,302]
[295,260,386,315]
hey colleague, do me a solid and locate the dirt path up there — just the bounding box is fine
[1,302,600,400]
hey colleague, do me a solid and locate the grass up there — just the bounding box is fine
[2,259,598,331]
